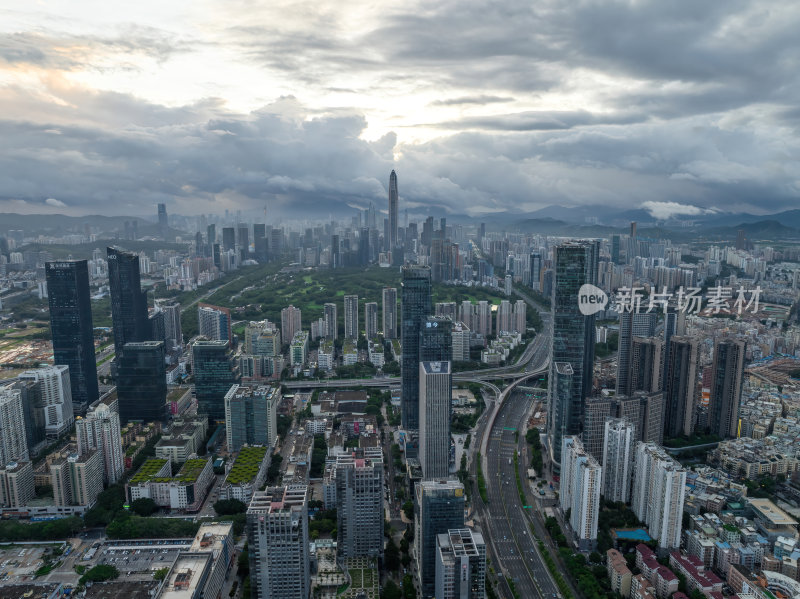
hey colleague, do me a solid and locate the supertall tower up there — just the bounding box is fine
[389,170,399,248]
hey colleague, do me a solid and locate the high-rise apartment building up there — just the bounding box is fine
[107,246,150,359]
[156,299,182,351]
[224,384,279,452]
[52,450,104,507]
[419,361,452,481]
[280,305,302,346]
[19,365,73,437]
[364,302,378,340]
[45,260,98,414]
[709,338,746,439]
[75,403,124,485]
[117,341,167,424]
[193,340,240,423]
[382,287,398,339]
[323,302,338,340]
[335,448,384,559]
[547,241,599,469]
[616,312,657,396]
[435,529,486,599]
[415,480,466,599]
[451,322,471,362]
[198,303,232,345]
[601,418,635,503]
[0,461,35,508]
[663,336,700,438]
[631,443,686,551]
[401,265,432,431]
[247,486,310,599]
[560,436,601,551]
[389,170,399,248]
[0,388,28,464]
[630,336,663,393]
[344,295,359,339]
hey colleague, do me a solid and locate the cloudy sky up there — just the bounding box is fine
[1,1,798,220]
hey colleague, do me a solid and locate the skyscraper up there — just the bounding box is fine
[560,436,601,551]
[389,170,399,248]
[364,302,378,339]
[19,365,73,436]
[335,448,384,559]
[663,336,700,438]
[382,287,398,339]
[415,480,466,599]
[709,338,746,439]
[157,203,168,230]
[322,302,338,340]
[45,260,99,414]
[75,403,124,485]
[198,303,232,345]
[344,294,359,339]
[156,299,182,352]
[419,361,452,481]
[616,312,657,396]
[193,340,240,423]
[547,241,599,469]
[107,246,150,359]
[601,418,635,503]
[435,529,486,599]
[280,305,302,346]
[630,336,663,394]
[224,384,278,452]
[117,341,167,424]
[420,316,453,363]
[222,227,236,252]
[401,265,432,431]
[247,486,310,599]
[0,388,29,464]
[631,443,686,551]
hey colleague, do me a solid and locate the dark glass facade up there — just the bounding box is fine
[107,246,149,359]
[416,481,465,599]
[45,260,99,414]
[117,341,167,423]
[401,265,432,431]
[193,340,240,423]
[709,339,745,439]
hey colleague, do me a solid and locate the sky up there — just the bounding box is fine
[1,0,798,220]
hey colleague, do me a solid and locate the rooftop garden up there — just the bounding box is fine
[226,446,269,485]
[173,458,209,483]
[129,458,169,484]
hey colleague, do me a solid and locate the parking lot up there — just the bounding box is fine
[0,544,52,581]
[95,546,182,575]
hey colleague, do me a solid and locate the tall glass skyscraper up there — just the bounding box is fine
[45,260,99,414]
[193,340,240,423]
[107,246,149,359]
[401,265,432,431]
[547,240,599,469]
[388,170,399,248]
[117,341,167,424]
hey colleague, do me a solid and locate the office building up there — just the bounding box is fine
[19,365,73,437]
[117,341,167,424]
[389,169,399,248]
[452,321,471,362]
[420,316,453,363]
[561,436,601,551]
[617,312,657,396]
[364,302,378,339]
[281,305,302,346]
[435,529,486,599]
[156,299,183,351]
[193,340,239,423]
[547,241,599,469]
[401,265,432,431]
[344,294,359,339]
[335,448,384,559]
[383,287,398,339]
[548,361,574,467]
[224,384,279,452]
[198,303,232,345]
[222,227,236,252]
[663,336,700,438]
[602,418,636,503]
[419,361,452,481]
[290,331,309,366]
[75,403,124,485]
[415,480,466,599]
[0,460,35,508]
[107,246,150,358]
[632,443,686,551]
[709,339,746,439]
[157,203,168,230]
[247,486,310,599]
[0,388,29,464]
[323,302,338,340]
[630,337,663,394]
[45,260,99,414]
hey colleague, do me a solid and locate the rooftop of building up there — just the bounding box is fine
[749,498,797,526]
[190,521,233,552]
[247,485,307,513]
[0,584,59,599]
[225,446,269,486]
[160,554,212,599]
[83,581,160,599]
[129,458,171,484]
